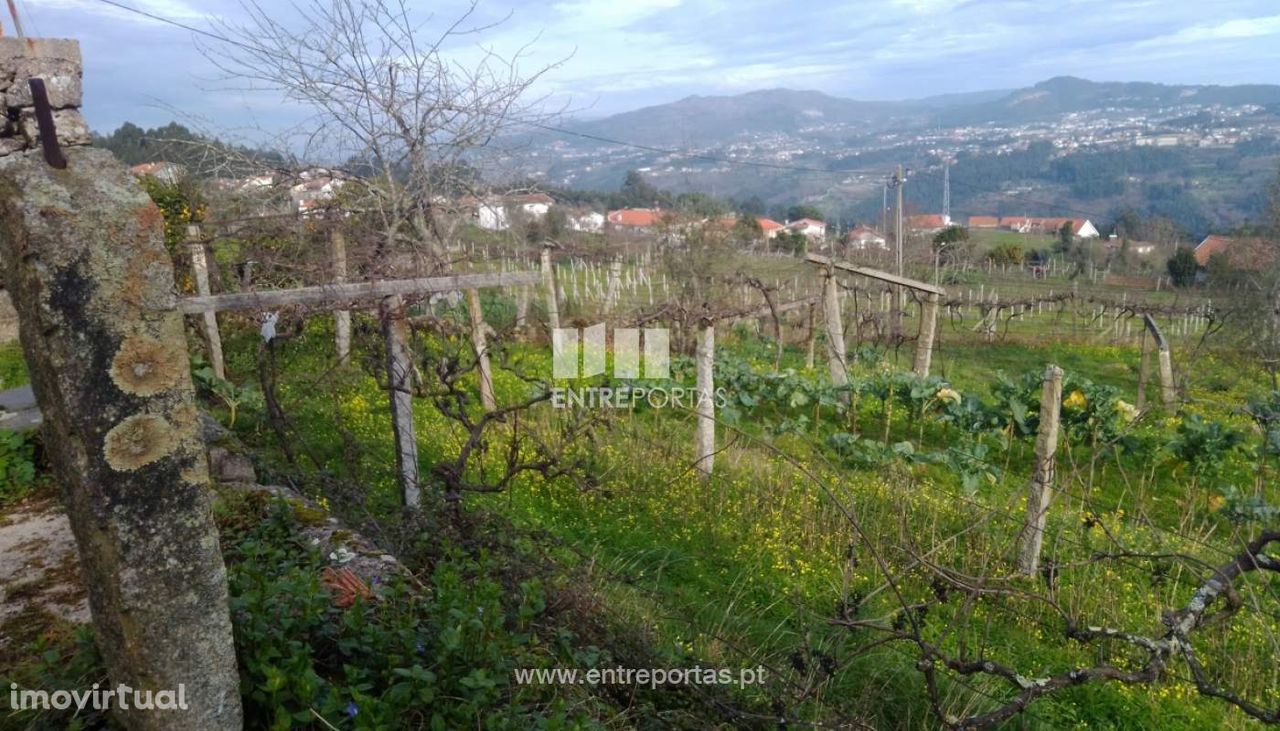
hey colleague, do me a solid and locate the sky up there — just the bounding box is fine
[20,0,1280,138]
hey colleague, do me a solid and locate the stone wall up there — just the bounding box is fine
[1,38,89,158]
[0,39,89,346]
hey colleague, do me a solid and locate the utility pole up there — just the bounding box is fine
[889,165,906,337]
[942,162,951,225]
[895,164,905,277]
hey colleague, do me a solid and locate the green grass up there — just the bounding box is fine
[191,313,1279,729]
[6,305,1275,729]
[0,342,28,390]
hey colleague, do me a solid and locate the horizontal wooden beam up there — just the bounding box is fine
[733,296,819,322]
[805,254,946,297]
[180,271,541,314]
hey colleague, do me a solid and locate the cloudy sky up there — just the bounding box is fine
[23,0,1280,136]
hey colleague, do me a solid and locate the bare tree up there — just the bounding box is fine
[202,0,562,272]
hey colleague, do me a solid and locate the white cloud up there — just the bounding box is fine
[550,0,683,30]
[1147,14,1280,44]
[35,0,208,22]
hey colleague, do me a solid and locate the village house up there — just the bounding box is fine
[1195,235,1275,270]
[846,225,888,250]
[568,211,605,233]
[905,214,950,232]
[128,161,185,184]
[998,216,1100,239]
[757,218,785,239]
[290,170,349,215]
[967,215,1000,229]
[469,192,556,231]
[607,208,666,232]
[507,193,554,219]
[786,218,826,239]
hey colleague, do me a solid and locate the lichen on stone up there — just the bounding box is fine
[109,336,183,396]
[103,414,177,471]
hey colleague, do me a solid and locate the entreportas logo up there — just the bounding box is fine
[550,324,725,410]
[552,324,670,380]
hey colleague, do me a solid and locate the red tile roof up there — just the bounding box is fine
[607,208,663,227]
[906,214,947,230]
[757,217,784,232]
[1195,235,1275,269]
[968,215,999,228]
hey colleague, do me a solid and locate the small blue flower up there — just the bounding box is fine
[415,642,426,655]
[345,702,359,718]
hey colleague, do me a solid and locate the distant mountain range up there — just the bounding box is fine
[561,77,1280,148]
[511,77,1280,236]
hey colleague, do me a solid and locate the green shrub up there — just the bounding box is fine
[0,429,39,505]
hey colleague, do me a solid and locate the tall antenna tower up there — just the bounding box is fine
[942,162,951,224]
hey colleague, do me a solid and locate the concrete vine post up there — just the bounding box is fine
[465,288,496,412]
[1016,364,1064,576]
[380,294,421,507]
[696,316,716,478]
[805,302,817,370]
[1137,328,1151,410]
[540,245,560,331]
[913,291,940,377]
[1142,314,1176,411]
[605,258,622,314]
[514,283,530,338]
[186,225,225,379]
[0,146,243,728]
[331,228,351,364]
[822,266,849,387]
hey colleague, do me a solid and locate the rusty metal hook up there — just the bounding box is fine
[28,79,68,169]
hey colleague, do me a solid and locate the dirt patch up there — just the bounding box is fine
[0,495,89,654]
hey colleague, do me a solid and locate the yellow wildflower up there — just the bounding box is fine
[1115,399,1139,423]
[1064,390,1087,410]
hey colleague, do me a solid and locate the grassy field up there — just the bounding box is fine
[195,306,1280,726]
[2,256,1276,728]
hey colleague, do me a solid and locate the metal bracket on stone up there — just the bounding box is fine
[27,78,66,169]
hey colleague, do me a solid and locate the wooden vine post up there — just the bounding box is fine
[331,228,351,364]
[466,288,496,412]
[1016,364,1064,575]
[186,224,225,379]
[696,315,716,478]
[380,294,421,507]
[541,244,560,330]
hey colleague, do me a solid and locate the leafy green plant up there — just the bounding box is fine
[1216,486,1279,524]
[1165,413,1245,482]
[0,429,39,504]
[192,355,263,429]
[224,499,599,730]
